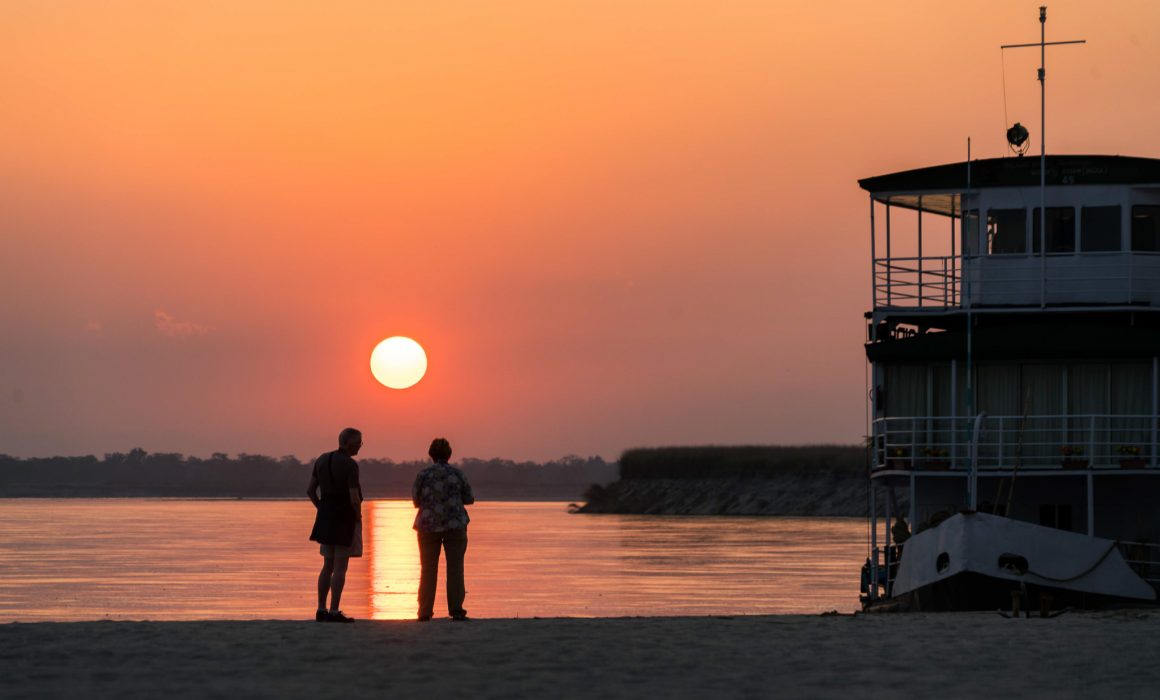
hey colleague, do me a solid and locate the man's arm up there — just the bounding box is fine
[349,461,362,522]
[349,487,361,522]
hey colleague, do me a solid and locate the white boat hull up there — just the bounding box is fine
[892,512,1156,602]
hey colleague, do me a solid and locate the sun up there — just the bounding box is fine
[370,337,428,390]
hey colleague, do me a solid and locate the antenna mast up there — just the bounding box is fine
[1001,6,1085,307]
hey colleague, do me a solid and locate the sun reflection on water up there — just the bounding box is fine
[366,501,421,619]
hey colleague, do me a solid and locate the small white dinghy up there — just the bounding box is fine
[892,511,1156,602]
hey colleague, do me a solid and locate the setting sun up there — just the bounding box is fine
[370,336,428,390]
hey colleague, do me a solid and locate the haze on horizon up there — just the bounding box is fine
[4,1,1160,462]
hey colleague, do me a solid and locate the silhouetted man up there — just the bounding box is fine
[307,427,364,622]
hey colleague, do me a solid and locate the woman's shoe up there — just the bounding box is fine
[326,611,355,623]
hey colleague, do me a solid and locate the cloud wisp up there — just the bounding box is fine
[154,310,211,338]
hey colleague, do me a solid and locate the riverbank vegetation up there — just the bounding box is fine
[0,450,616,500]
[580,445,868,516]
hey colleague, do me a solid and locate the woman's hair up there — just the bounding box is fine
[428,437,452,463]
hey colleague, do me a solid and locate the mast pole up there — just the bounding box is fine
[999,6,1084,306]
[1039,6,1047,307]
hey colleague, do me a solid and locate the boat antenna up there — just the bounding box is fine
[965,137,973,423]
[1001,6,1084,306]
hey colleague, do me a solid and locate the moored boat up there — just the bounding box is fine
[859,150,1160,611]
[858,11,1160,611]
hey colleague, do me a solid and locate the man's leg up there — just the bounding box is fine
[329,555,350,611]
[444,528,468,618]
[416,531,442,619]
[317,556,335,611]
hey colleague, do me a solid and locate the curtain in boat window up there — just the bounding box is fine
[1068,364,1109,463]
[976,365,1020,467]
[929,365,954,458]
[977,365,1019,414]
[1111,363,1152,460]
[1023,364,1065,467]
[883,364,926,465]
[885,364,926,417]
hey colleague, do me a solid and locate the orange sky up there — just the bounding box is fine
[3,1,1160,461]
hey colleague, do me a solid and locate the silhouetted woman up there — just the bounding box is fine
[412,437,475,621]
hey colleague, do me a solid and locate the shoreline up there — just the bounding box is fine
[4,612,1160,698]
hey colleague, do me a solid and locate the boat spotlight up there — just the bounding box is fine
[1006,122,1030,156]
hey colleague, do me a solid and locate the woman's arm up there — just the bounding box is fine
[411,472,424,507]
[460,470,475,505]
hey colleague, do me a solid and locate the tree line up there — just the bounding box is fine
[0,449,618,500]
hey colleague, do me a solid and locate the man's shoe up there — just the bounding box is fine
[326,611,355,623]
[451,611,470,621]
[416,614,432,622]
[315,610,328,622]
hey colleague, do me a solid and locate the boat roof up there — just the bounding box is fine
[858,155,1160,216]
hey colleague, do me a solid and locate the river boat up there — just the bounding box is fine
[858,11,1160,612]
[859,150,1160,611]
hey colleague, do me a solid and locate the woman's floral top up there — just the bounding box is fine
[412,462,475,532]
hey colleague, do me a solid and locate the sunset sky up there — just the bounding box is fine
[4,1,1160,462]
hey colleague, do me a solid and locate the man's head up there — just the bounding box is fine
[338,427,363,456]
[428,437,452,463]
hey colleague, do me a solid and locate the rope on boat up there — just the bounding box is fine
[1024,541,1120,583]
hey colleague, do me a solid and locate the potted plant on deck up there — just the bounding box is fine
[1060,445,1089,469]
[1118,445,1146,469]
[886,446,910,470]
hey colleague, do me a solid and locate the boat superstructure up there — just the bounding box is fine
[860,153,1160,610]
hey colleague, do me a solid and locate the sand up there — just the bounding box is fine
[3,611,1160,699]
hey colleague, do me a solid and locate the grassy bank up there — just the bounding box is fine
[579,445,869,516]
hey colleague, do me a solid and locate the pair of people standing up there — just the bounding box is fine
[307,430,475,623]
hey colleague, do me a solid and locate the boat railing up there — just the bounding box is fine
[874,255,958,309]
[1117,541,1160,590]
[874,251,1160,311]
[873,414,1158,471]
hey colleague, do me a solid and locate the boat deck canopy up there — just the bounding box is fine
[859,155,1160,216]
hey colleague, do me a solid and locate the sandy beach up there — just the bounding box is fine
[3,611,1160,699]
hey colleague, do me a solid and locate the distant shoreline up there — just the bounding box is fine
[0,451,617,502]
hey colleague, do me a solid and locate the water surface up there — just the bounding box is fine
[0,500,867,621]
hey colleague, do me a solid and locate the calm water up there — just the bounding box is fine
[0,500,867,621]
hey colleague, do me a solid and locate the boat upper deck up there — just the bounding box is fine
[861,155,1160,315]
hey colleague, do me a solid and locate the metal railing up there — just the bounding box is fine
[873,252,1160,311]
[874,255,959,309]
[873,414,1158,471]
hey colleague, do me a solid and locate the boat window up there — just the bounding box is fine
[1032,207,1076,253]
[1080,205,1121,252]
[1131,205,1160,252]
[936,552,950,573]
[986,208,1026,254]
